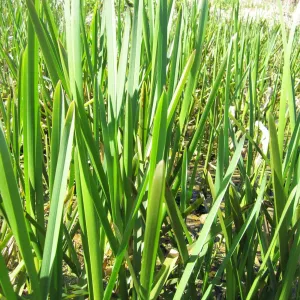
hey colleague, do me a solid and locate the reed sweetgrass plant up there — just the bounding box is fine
[0,0,299,298]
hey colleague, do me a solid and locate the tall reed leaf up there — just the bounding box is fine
[0,122,41,298]
[140,160,166,300]
[0,253,17,300]
[40,102,75,299]
[174,135,245,299]
[268,113,288,271]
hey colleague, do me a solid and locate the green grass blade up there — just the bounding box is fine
[246,186,299,299]
[268,113,288,271]
[179,0,208,131]
[25,0,65,89]
[49,81,64,196]
[279,219,300,299]
[0,123,41,298]
[202,175,267,298]
[150,249,179,300]
[167,50,196,128]
[0,251,17,299]
[174,135,245,299]
[104,0,118,118]
[140,161,166,300]
[39,102,75,299]
[116,11,131,119]
[75,145,104,299]
[103,171,149,300]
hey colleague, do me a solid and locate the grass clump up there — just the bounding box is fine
[0,0,299,299]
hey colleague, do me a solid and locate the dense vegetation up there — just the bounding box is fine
[0,0,299,298]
